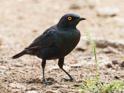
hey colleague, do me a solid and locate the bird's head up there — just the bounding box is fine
[57,13,86,29]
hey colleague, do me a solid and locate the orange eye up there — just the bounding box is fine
[67,16,72,21]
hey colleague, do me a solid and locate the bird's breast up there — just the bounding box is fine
[56,30,80,56]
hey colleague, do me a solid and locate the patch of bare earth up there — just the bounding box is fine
[0,0,124,93]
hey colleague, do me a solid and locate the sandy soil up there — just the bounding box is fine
[0,0,124,93]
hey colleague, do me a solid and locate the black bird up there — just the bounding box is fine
[12,13,86,84]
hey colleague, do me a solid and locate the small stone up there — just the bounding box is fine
[114,76,120,79]
[103,48,112,54]
[120,61,124,67]
[73,84,81,87]
[69,0,86,10]
[70,3,81,10]
[0,69,6,76]
[102,47,120,54]
[105,63,112,68]
[112,60,118,65]
[95,40,108,48]
[32,29,38,33]
[96,7,120,17]
[76,48,86,52]
[0,66,8,76]
[76,39,88,51]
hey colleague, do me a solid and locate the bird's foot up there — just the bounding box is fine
[42,78,55,85]
[42,79,50,85]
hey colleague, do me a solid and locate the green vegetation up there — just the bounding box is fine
[79,29,124,93]
[80,78,124,93]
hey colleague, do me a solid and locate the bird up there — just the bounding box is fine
[12,13,86,84]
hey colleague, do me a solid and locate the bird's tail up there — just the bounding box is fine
[12,50,26,59]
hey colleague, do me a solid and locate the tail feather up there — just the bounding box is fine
[12,50,26,59]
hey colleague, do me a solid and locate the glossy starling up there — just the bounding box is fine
[12,13,86,84]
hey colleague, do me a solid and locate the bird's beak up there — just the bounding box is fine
[79,17,86,21]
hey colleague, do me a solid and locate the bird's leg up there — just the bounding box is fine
[58,58,74,81]
[41,59,47,84]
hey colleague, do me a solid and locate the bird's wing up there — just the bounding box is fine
[25,27,56,50]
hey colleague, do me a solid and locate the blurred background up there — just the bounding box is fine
[0,0,124,93]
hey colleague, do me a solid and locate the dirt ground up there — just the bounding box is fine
[0,0,124,93]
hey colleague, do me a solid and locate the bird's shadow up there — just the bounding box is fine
[26,77,57,85]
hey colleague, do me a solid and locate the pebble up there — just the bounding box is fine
[69,0,85,10]
[32,29,38,33]
[70,0,100,9]
[103,47,120,54]
[76,48,86,52]
[120,61,124,67]
[76,39,88,51]
[94,39,124,50]
[112,60,118,65]
[95,40,108,48]
[105,63,112,68]
[0,66,8,76]
[70,3,81,10]
[0,69,6,76]
[96,7,120,17]
[114,76,120,79]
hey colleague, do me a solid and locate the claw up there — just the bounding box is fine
[42,79,54,85]
[42,79,49,85]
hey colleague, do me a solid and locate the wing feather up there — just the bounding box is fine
[26,27,56,51]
